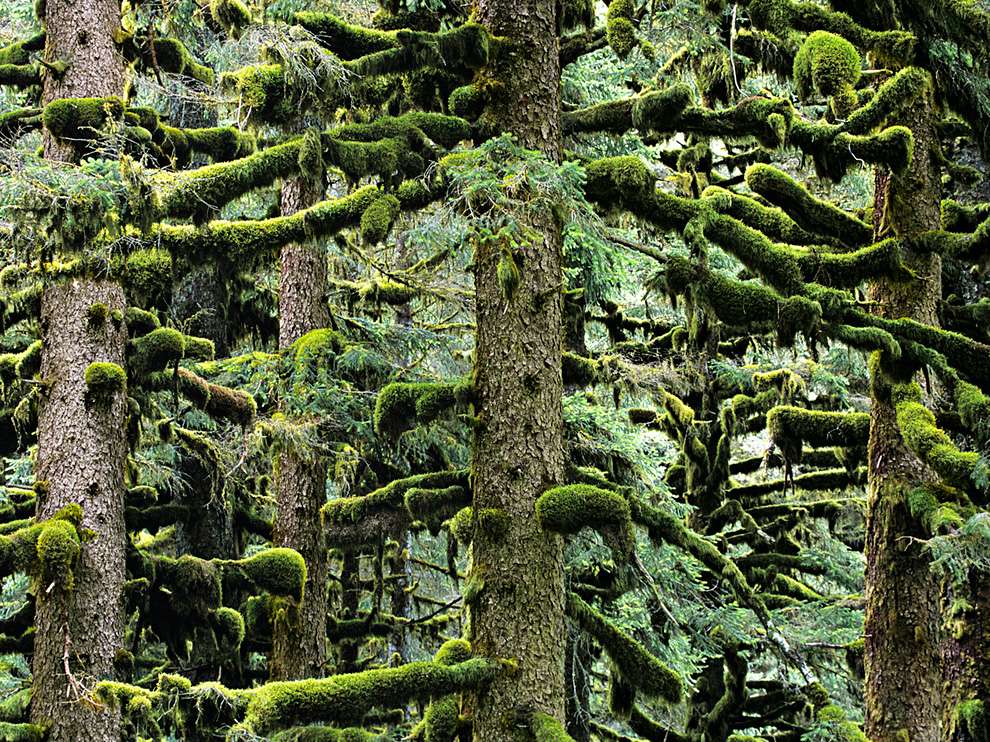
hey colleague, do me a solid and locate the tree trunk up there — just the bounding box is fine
[864,84,945,742]
[33,282,127,741]
[270,176,332,680]
[32,1,128,739]
[469,0,567,737]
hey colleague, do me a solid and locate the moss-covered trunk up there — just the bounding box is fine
[864,83,944,742]
[31,1,128,739]
[469,0,567,737]
[271,176,331,680]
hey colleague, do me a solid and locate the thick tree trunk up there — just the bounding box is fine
[33,282,127,741]
[32,1,128,739]
[271,176,332,680]
[469,0,566,737]
[864,86,945,742]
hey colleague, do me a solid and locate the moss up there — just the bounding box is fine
[0,722,47,741]
[42,97,124,140]
[172,368,256,426]
[155,186,382,261]
[906,485,964,535]
[243,658,498,733]
[324,470,468,542]
[183,335,215,362]
[892,382,979,490]
[566,593,682,702]
[211,0,252,38]
[955,380,990,444]
[744,164,872,246]
[815,704,868,741]
[360,194,401,244]
[955,700,987,741]
[606,0,637,58]
[0,33,44,66]
[142,37,214,85]
[373,381,473,437]
[0,341,42,386]
[295,11,398,58]
[226,548,306,601]
[0,64,40,88]
[404,486,469,535]
[212,606,246,649]
[36,518,80,589]
[84,362,126,401]
[529,712,574,740]
[345,22,490,78]
[767,406,869,463]
[154,139,302,220]
[128,327,185,378]
[536,484,635,559]
[793,31,860,116]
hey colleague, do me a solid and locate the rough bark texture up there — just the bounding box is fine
[32,1,128,739]
[41,0,125,162]
[33,281,127,741]
[271,176,332,680]
[469,0,566,737]
[864,87,945,742]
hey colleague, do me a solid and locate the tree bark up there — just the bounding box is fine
[864,84,945,742]
[469,0,567,737]
[33,282,127,741]
[270,176,332,680]
[32,1,128,739]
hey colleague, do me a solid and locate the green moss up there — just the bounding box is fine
[404,486,469,535]
[42,97,124,140]
[360,194,401,244]
[226,548,306,601]
[529,712,574,741]
[36,518,80,589]
[212,606,246,649]
[566,593,682,702]
[744,164,872,246]
[892,382,979,490]
[154,139,301,220]
[295,11,398,58]
[0,64,40,88]
[767,406,870,463]
[86,302,109,328]
[793,31,860,116]
[955,700,987,741]
[84,362,126,400]
[0,722,46,741]
[0,33,44,66]
[606,0,637,58]
[211,0,252,38]
[346,22,490,78]
[373,381,473,437]
[906,485,965,535]
[536,484,635,559]
[155,186,381,261]
[143,38,214,85]
[128,327,185,378]
[243,658,498,733]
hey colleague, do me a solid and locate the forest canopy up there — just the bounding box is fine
[0,0,988,739]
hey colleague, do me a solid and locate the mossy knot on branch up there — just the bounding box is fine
[374,381,474,438]
[536,484,635,559]
[85,362,126,402]
[794,31,861,116]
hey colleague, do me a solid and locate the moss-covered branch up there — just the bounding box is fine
[566,592,682,702]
